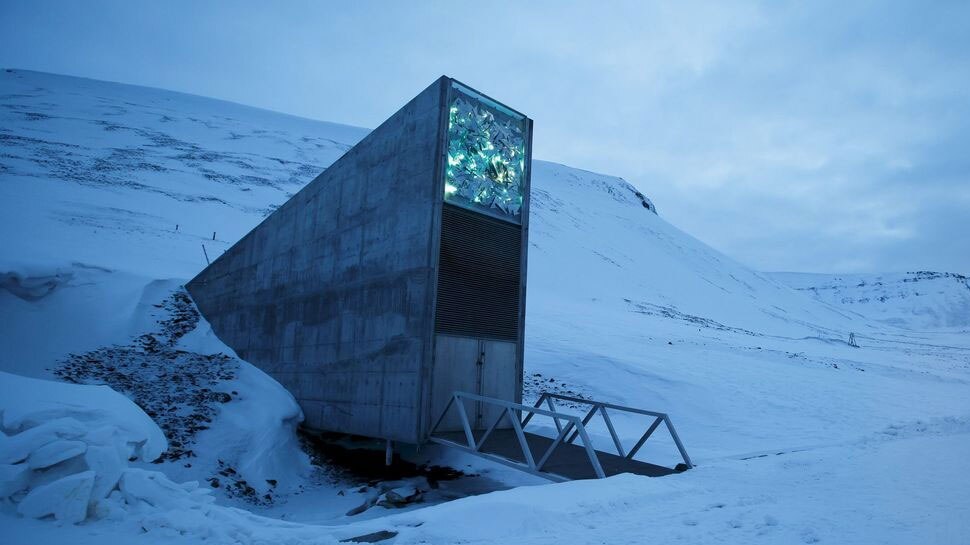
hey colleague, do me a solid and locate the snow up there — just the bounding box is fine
[352,426,970,544]
[168,320,314,497]
[1,68,969,543]
[0,373,166,463]
[0,369,311,539]
[83,445,125,500]
[17,470,96,524]
[0,463,30,497]
[771,271,970,330]
[199,362,311,494]
[26,440,87,470]
[0,267,164,379]
[0,68,366,279]
[116,468,208,511]
[0,371,190,525]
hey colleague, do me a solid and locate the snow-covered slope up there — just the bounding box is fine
[770,271,970,329]
[2,69,969,544]
[0,68,365,278]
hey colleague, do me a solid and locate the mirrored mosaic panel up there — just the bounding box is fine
[444,82,528,221]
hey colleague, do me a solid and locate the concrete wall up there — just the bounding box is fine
[187,77,447,443]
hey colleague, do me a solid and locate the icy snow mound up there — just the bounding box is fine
[0,371,216,524]
[174,316,313,499]
[0,371,167,461]
[0,372,333,542]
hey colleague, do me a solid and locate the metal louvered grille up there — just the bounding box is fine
[435,204,522,340]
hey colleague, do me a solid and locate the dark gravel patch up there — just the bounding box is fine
[53,289,236,462]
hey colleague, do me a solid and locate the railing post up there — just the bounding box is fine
[544,396,565,434]
[576,422,607,478]
[475,407,508,452]
[566,404,599,444]
[520,393,547,427]
[536,421,576,471]
[454,394,477,449]
[509,409,537,469]
[429,395,456,435]
[599,406,626,457]
[626,416,663,460]
[664,415,693,468]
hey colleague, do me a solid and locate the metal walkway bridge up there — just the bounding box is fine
[429,392,693,482]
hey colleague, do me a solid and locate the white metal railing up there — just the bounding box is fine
[525,392,693,468]
[429,391,692,481]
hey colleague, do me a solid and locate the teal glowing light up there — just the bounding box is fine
[444,82,528,221]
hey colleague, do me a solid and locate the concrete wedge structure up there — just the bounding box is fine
[187,77,533,444]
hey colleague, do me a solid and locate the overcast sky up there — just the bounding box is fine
[2,1,968,274]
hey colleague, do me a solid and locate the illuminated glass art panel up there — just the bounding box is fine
[444,82,528,221]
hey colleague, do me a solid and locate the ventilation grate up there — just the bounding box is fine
[435,204,522,340]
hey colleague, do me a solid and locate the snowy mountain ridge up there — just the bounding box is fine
[771,270,970,329]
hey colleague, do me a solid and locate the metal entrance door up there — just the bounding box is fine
[431,335,518,432]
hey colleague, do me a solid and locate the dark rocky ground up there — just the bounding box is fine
[54,290,237,463]
[523,372,591,409]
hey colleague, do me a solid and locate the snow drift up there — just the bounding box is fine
[0,372,334,543]
[0,371,188,523]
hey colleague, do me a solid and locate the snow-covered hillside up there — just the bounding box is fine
[0,69,365,279]
[771,271,970,329]
[2,69,969,544]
